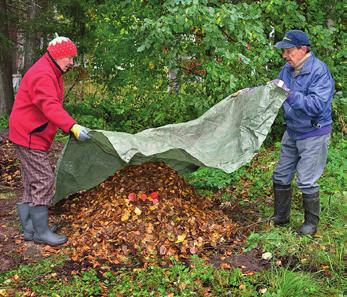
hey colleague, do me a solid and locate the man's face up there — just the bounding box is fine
[282,47,307,68]
[56,56,74,72]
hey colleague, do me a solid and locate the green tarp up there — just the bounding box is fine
[53,83,287,204]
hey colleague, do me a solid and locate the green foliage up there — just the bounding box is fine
[59,269,103,296]
[2,0,346,133]
[320,136,346,232]
[0,256,261,296]
[65,90,207,133]
[332,92,347,133]
[59,0,346,137]
[264,269,320,297]
[0,114,9,130]
[137,1,274,96]
[87,1,277,130]
[186,167,246,189]
[54,130,70,143]
[243,214,345,294]
[0,255,66,293]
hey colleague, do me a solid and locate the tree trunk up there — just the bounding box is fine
[23,0,40,73]
[0,0,14,116]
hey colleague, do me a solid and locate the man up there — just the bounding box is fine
[9,35,90,246]
[272,29,334,235]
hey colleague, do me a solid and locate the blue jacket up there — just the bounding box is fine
[278,53,334,139]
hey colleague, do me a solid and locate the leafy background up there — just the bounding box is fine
[20,0,343,136]
[0,1,345,296]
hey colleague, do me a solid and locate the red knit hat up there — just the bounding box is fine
[47,36,77,59]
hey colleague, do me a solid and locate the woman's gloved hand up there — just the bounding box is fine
[70,124,91,141]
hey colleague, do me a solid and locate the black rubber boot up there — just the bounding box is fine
[272,183,292,225]
[298,192,320,235]
[29,205,67,246]
[17,203,57,241]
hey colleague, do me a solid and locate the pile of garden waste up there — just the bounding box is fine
[61,162,246,268]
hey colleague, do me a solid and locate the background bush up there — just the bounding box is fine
[58,0,346,140]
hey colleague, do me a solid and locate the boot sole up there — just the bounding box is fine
[298,229,317,236]
[33,238,67,246]
[24,234,34,241]
[274,221,290,226]
[273,219,290,226]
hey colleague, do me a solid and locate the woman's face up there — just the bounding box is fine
[56,56,74,72]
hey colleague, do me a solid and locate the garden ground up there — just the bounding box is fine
[0,129,345,296]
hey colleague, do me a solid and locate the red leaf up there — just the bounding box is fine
[140,193,147,201]
[128,193,136,201]
[150,192,159,199]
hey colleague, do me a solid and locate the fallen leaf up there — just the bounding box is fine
[175,234,187,243]
[150,192,159,200]
[259,288,267,294]
[149,205,158,210]
[189,246,197,254]
[134,207,142,215]
[159,245,167,255]
[121,210,130,221]
[128,193,136,201]
[140,193,147,201]
[220,262,231,269]
[261,252,272,260]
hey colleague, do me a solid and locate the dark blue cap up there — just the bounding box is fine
[275,30,310,48]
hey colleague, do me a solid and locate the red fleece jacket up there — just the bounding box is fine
[9,53,76,151]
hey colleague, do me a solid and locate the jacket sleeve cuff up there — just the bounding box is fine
[286,92,296,105]
[62,119,77,134]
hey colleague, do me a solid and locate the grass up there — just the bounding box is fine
[264,268,321,297]
[0,133,345,296]
[0,257,264,296]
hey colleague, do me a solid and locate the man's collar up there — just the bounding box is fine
[294,52,311,71]
[299,52,314,75]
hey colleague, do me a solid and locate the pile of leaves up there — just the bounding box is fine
[0,139,21,191]
[61,162,243,268]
